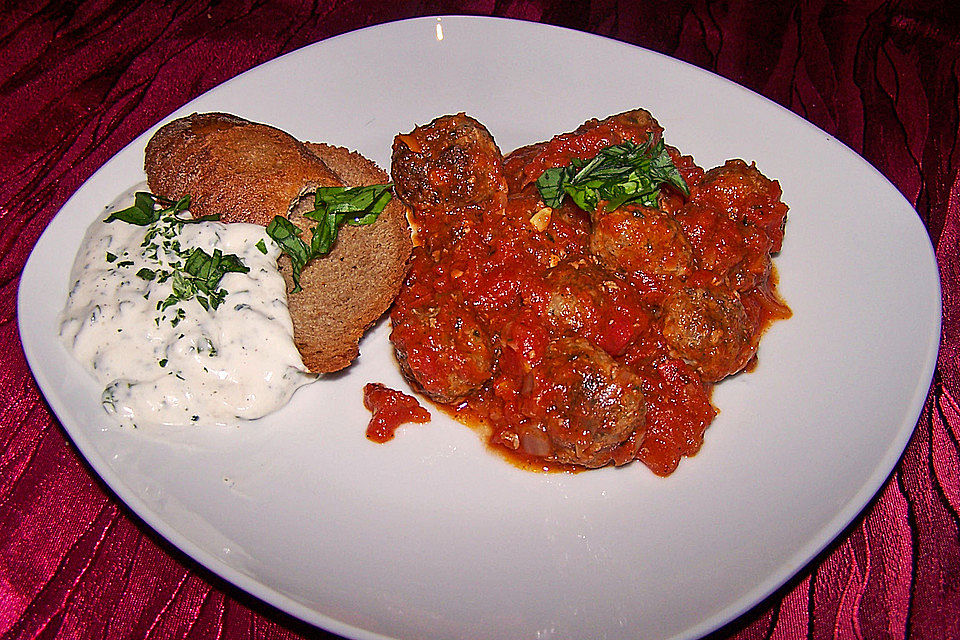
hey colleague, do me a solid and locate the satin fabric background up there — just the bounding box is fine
[1,1,957,639]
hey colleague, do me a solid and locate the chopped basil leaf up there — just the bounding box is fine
[255,239,268,254]
[106,192,247,325]
[536,137,688,212]
[183,248,249,290]
[105,192,173,225]
[265,216,310,292]
[178,213,221,224]
[105,252,117,262]
[170,270,196,300]
[267,184,392,293]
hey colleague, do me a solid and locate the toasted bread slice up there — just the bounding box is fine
[145,112,342,225]
[144,113,412,373]
[291,142,412,372]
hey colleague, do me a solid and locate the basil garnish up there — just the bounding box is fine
[536,137,689,212]
[105,192,249,323]
[266,183,392,293]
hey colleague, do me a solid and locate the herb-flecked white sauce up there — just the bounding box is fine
[59,194,314,427]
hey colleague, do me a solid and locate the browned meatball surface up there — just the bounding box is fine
[392,113,507,212]
[674,201,773,292]
[391,292,496,405]
[534,257,649,356]
[542,258,616,333]
[519,336,646,468]
[694,159,788,253]
[661,284,758,382]
[589,205,693,283]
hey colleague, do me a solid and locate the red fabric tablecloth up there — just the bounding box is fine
[2,1,957,638]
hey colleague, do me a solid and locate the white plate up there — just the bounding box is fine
[19,16,941,640]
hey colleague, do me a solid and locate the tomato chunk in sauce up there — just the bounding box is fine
[363,383,431,443]
[388,110,790,475]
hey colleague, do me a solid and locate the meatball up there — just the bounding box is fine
[516,108,666,187]
[542,258,610,333]
[537,258,648,357]
[587,108,664,143]
[519,336,646,468]
[694,159,788,253]
[392,113,507,211]
[661,284,758,382]
[589,205,693,282]
[391,293,496,404]
[675,201,772,292]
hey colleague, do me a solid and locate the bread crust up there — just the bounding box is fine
[145,112,343,226]
[144,113,412,373]
[291,142,413,372]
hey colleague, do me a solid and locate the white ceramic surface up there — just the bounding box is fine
[18,16,941,640]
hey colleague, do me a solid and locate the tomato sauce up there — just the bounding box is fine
[363,382,431,443]
[388,110,790,475]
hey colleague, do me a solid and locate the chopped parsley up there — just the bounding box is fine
[266,184,392,292]
[536,137,689,212]
[105,192,249,325]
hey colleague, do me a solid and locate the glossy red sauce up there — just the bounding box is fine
[363,383,431,443]
[389,111,790,475]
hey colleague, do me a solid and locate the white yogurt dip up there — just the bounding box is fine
[59,192,314,427]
